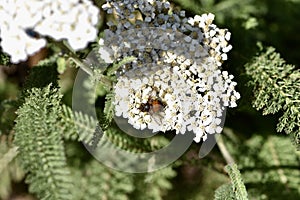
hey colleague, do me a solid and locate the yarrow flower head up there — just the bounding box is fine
[0,0,99,63]
[100,0,240,143]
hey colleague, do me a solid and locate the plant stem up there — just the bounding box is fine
[51,39,115,89]
[216,134,235,164]
[69,56,93,76]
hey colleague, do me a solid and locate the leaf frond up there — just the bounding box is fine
[245,47,300,148]
[14,84,73,200]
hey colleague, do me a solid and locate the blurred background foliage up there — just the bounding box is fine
[0,0,299,199]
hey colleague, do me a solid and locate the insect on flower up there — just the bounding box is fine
[139,96,166,126]
[139,96,166,112]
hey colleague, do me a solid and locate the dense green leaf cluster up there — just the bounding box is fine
[245,47,300,148]
[129,167,176,200]
[14,84,73,200]
[214,183,235,200]
[222,130,300,200]
[70,160,134,200]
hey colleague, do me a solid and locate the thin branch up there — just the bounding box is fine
[216,134,235,164]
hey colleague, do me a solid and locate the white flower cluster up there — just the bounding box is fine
[0,0,99,63]
[101,0,240,142]
[114,60,240,142]
[101,0,232,66]
[115,67,184,133]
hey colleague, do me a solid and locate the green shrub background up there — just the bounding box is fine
[0,0,299,199]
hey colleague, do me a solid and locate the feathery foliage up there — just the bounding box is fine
[214,183,235,200]
[60,104,158,153]
[99,126,165,153]
[60,104,98,143]
[225,164,249,200]
[1,0,300,199]
[129,166,176,200]
[245,47,300,148]
[222,129,300,200]
[242,135,300,199]
[14,84,73,200]
[103,92,115,123]
[70,160,134,200]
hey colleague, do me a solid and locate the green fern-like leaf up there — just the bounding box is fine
[214,183,236,200]
[60,105,98,144]
[245,47,300,148]
[103,92,115,123]
[71,160,134,200]
[222,131,300,200]
[100,126,156,153]
[225,164,249,200]
[245,136,300,199]
[60,105,156,153]
[248,135,300,199]
[14,84,73,200]
[82,72,108,105]
[130,166,176,200]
